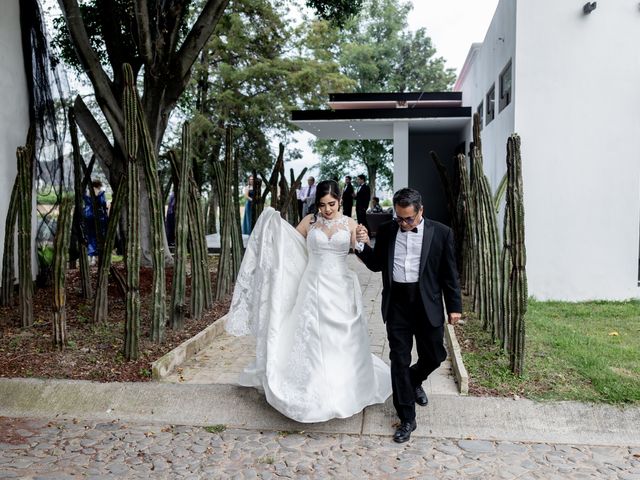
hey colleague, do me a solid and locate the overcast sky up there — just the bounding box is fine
[407,0,499,75]
[292,0,500,181]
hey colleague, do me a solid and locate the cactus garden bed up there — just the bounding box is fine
[0,262,230,382]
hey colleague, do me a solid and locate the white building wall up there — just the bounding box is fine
[0,0,30,286]
[457,0,516,191]
[515,0,640,300]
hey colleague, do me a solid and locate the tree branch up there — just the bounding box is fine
[134,0,153,65]
[175,0,230,82]
[73,95,119,179]
[57,0,124,129]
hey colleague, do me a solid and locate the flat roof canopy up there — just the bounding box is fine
[291,92,471,140]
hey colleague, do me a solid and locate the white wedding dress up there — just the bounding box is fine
[226,208,391,423]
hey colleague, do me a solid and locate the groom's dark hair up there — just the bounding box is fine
[393,188,422,212]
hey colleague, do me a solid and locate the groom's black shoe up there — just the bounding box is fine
[393,420,417,443]
[415,385,428,406]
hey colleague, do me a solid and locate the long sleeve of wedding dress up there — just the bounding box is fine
[226,208,391,423]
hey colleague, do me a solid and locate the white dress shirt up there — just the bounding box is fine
[393,219,424,283]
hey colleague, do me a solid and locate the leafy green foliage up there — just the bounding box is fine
[305,0,362,26]
[314,0,457,194]
[181,0,354,181]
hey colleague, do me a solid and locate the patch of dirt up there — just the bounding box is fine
[0,263,230,382]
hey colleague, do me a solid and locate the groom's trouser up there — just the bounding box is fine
[387,282,447,423]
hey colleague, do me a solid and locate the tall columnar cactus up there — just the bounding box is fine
[52,196,74,350]
[93,181,126,323]
[456,153,475,295]
[135,81,166,342]
[170,123,192,329]
[288,167,308,225]
[190,174,213,311]
[68,107,92,298]
[505,134,527,375]
[17,132,35,328]
[230,145,244,279]
[123,64,141,360]
[1,180,19,307]
[470,113,502,341]
[213,127,235,301]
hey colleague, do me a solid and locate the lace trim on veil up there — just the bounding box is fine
[226,207,308,338]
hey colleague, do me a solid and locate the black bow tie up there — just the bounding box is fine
[402,227,418,233]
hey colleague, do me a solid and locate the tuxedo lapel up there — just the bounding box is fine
[419,220,435,277]
[387,222,399,285]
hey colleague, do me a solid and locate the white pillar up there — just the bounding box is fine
[0,0,30,284]
[393,122,409,193]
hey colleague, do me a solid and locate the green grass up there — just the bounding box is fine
[460,298,640,404]
[203,424,226,433]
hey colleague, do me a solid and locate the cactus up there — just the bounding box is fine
[190,174,213,311]
[123,64,141,360]
[93,180,126,323]
[470,113,502,341]
[505,134,527,375]
[68,107,92,298]
[52,196,74,350]
[17,130,35,327]
[213,127,235,300]
[456,153,474,295]
[1,179,19,307]
[230,141,243,281]
[170,123,192,329]
[134,84,167,342]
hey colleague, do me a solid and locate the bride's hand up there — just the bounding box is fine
[356,224,370,245]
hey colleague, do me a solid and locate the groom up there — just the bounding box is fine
[356,188,461,443]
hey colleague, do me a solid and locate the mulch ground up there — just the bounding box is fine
[0,263,230,382]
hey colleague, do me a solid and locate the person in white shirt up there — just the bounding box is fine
[300,176,317,217]
[355,187,462,444]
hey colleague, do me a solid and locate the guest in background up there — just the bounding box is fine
[165,191,176,247]
[300,176,317,217]
[295,180,304,221]
[368,196,383,213]
[355,174,371,231]
[83,179,108,264]
[342,175,354,218]
[242,175,255,235]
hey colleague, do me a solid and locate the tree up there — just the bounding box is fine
[313,0,456,197]
[53,0,362,261]
[183,0,354,180]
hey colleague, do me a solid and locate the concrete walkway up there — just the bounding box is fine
[161,255,458,397]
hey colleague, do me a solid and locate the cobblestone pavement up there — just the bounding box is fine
[1,416,639,479]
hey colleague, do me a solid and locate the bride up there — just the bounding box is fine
[226,180,391,423]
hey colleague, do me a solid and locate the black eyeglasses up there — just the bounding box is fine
[394,211,419,225]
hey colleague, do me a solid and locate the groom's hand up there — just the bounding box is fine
[448,312,461,325]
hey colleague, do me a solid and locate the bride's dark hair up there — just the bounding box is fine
[311,180,341,223]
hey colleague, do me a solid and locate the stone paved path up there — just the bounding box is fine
[2,416,639,479]
[163,255,458,397]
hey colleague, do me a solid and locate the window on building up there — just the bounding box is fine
[486,84,495,124]
[477,101,484,131]
[499,60,512,112]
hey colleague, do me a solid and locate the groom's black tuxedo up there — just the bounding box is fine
[356,217,461,424]
[356,218,461,326]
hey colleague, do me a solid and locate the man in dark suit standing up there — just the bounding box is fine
[355,174,371,231]
[342,176,354,218]
[356,188,461,443]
